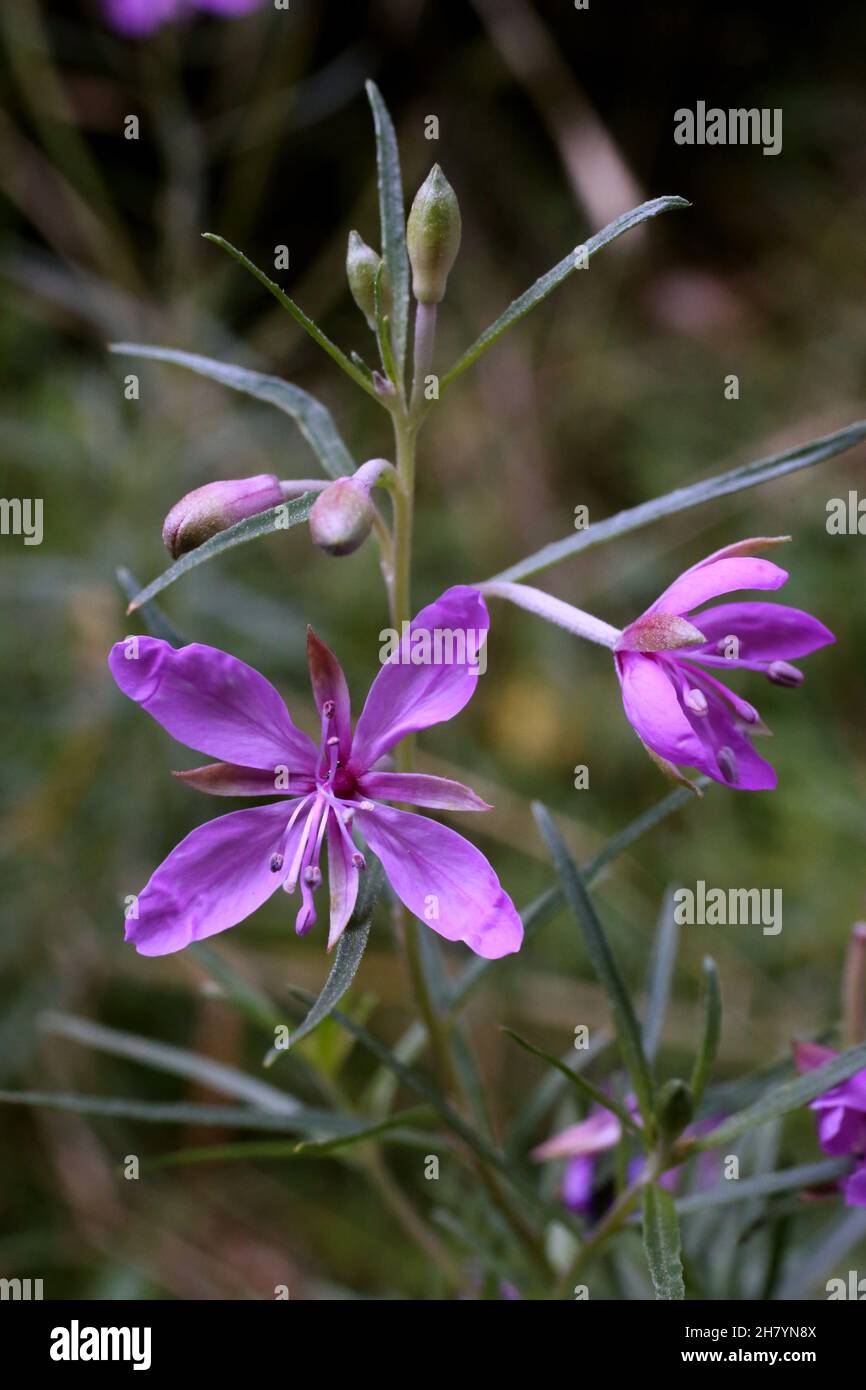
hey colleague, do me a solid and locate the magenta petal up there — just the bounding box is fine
[326,809,360,950]
[109,638,317,775]
[355,803,522,959]
[562,1156,596,1216]
[793,1040,838,1073]
[687,602,835,665]
[649,557,788,617]
[350,586,488,771]
[125,800,302,956]
[532,1110,621,1161]
[843,1163,866,1207]
[307,628,352,761]
[615,652,705,766]
[105,0,180,36]
[357,771,491,811]
[670,664,777,790]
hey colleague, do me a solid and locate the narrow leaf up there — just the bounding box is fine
[265,859,384,1060]
[110,344,355,478]
[292,1105,433,1156]
[673,1157,849,1216]
[642,1183,686,1299]
[366,80,409,386]
[441,196,689,390]
[126,493,313,613]
[689,957,722,1106]
[116,566,184,645]
[642,889,679,1064]
[494,420,866,583]
[0,1090,351,1134]
[502,1028,639,1133]
[202,234,383,403]
[150,1113,433,1169]
[687,1040,866,1153]
[532,802,655,1128]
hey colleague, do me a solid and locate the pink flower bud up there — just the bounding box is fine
[162,474,283,558]
[308,477,375,557]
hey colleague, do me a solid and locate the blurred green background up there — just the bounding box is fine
[1,0,865,1298]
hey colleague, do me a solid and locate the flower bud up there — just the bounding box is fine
[346,230,391,330]
[406,164,461,304]
[655,1078,694,1144]
[162,474,283,558]
[309,477,375,557]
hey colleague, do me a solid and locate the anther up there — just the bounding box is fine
[303,865,322,888]
[326,735,339,747]
[269,853,284,873]
[766,660,804,688]
[359,800,375,812]
[717,746,739,784]
[685,688,708,716]
[352,851,366,870]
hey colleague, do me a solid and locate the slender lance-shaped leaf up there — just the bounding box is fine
[116,566,184,645]
[292,1105,434,1156]
[441,196,689,391]
[493,420,866,584]
[0,1090,352,1135]
[502,1027,639,1133]
[449,781,706,1015]
[126,493,314,613]
[366,80,409,387]
[40,1011,300,1115]
[686,1040,866,1154]
[149,1112,435,1170]
[689,956,722,1106]
[642,889,679,1064]
[202,234,383,405]
[533,802,655,1129]
[642,1183,686,1299]
[264,859,385,1062]
[110,345,355,478]
[673,1157,850,1216]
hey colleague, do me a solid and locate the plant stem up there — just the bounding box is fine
[410,302,437,416]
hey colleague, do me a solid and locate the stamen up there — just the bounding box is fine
[303,865,322,888]
[717,746,739,784]
[685,688,708,716]
[766,660,804,688]
[359,800,375,812]
[352,851,366,871]
[269,853,284,873]
[285,798,323,893]
[322,699,336,718]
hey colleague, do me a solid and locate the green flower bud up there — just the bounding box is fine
[406,164,461,304]
[346,230,391,330]
[655,1078,694,1144]
[309,477,375,557]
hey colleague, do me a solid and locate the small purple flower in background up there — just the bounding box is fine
[105,0,262,39]
[614,537,834,790]
[794,1040,866,1207]
[109,586,523,960]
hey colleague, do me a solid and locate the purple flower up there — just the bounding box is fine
[108,586,523,960]
[105,0,261,38]
[794,1040,866,1206]
[614,538,834,790]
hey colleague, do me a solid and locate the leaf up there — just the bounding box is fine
[687,1040,866,1153]
[642,889,679,1064]
[689,957,722,1106]
[494,420,866,583]
[149,1111,434,1169]
[40,1012,299,1114]
[0,1090,351,1135]
[441,196,689,391]
[110,344,355,478]
[202,234,382,404]
[642,1183,685,1299]
[125,493,314,613]
[366,80,409,388]
[448,781,704,1015]
[292,1105,434,1156]
[264,859,384,1061]
[673,1157,850,1216]
[116,566,184,645]
[532,802,655,1129]
[502,1028,639,1133]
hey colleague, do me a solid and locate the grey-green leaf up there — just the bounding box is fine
[441,196,689,391]
[674,1157,849,1216]
[689,1040,866,1153]
[532,802,655,1129]
[0,1090,351,1135]
[116,566,185,645]
[494,420,866,584]
[126,493,314,613]
[366,81,409,388]
[110,344,355,478]
[642,889,679,1064]
[502,1027,639,1133]
[642,1183,686,1299]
